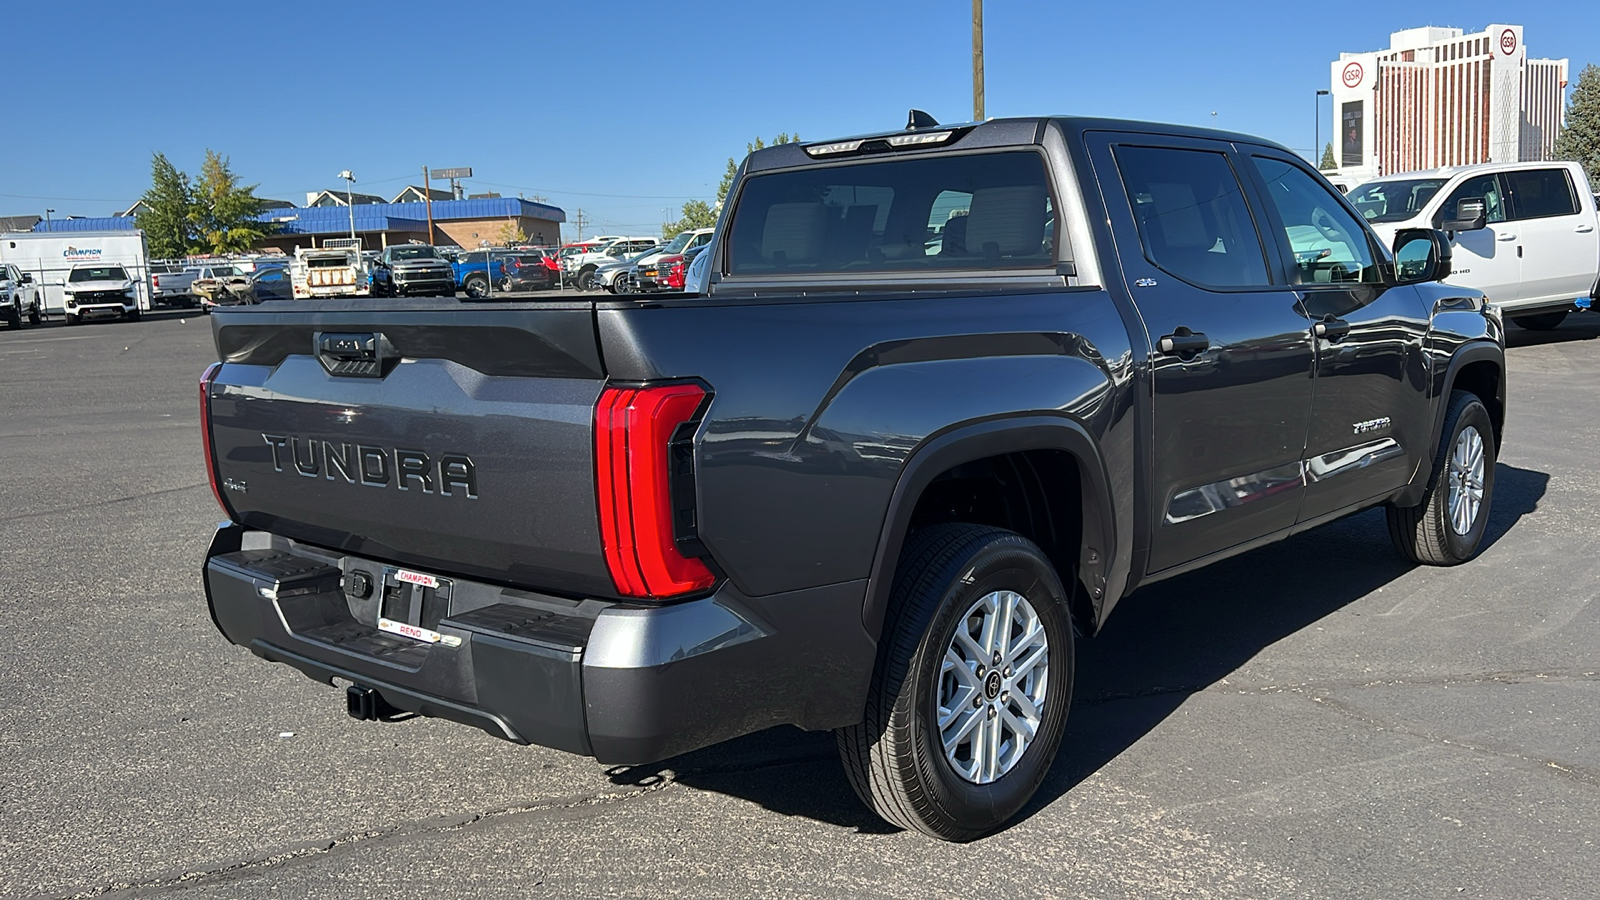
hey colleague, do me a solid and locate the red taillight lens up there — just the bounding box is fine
[595,384,715,599]
[199,362,234,519]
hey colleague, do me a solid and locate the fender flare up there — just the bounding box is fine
[860,414,1118,641]
[1398,340,1505,507]
[1431,341,1505,450]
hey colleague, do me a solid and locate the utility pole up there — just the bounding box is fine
[573,208,586,242]
[972,0,984,121]
[422,165,436,245]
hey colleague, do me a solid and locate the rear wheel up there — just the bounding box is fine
[577,267,598,292]
[1386,390,1496,565]
[1511,311,1568,331]
[463,275,488,299]
[836,524,1075,841]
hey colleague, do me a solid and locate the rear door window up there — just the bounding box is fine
[725,151,1055,275]
[1503,168,1579,220]
[1112,145,1271,288]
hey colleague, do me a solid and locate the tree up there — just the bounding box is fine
[494,219,528,246]
[136,153,195,259]
[193,150,272,254]
[663,133,800,239]
[1319,142,1336,171]
[1555,63,1600,186]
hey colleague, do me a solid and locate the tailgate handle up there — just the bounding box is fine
[315,331,394,378]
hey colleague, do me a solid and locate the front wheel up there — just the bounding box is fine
[1510,311,1568,331]
[1386,390,1496,565]
[64,312,79,326]
[4,303,19,329]
[28,298,42,325]
[576,267,598,292]
[836,524,1075,841]
[125,309,141,322]
[463,275,488,299]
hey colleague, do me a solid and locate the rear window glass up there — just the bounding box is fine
[725,151,1055,276]
[1505,169,1578,220]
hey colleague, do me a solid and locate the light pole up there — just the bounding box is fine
[972,0,984,121]
[338,170,357,242]
[44,208,54,225]
[1314,90,1331,169]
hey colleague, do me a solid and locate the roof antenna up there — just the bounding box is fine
[906,109,939,131]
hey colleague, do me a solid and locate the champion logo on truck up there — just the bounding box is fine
[62,246,103,260]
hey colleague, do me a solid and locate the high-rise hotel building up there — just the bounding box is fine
[1331,25,1568,183]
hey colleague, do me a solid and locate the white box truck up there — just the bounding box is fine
[0,230,153,316]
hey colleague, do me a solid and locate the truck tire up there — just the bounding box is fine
[28,297,41,325]
[125,309,142,322]
[64,312,79,326]
[1386,390,1496,565]
[4,302,19,329]
[1510,311,1567,331]
[836,523,1074,841]
[577,267,599,292]
[463,275,489,299]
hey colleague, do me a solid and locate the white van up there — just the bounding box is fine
[1349,161,1599,330]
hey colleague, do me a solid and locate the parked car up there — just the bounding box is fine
[602,228,715,293]
[566,236,659,291]
[62,264,140,324]
[654,244,706,292]
[149,263,195,308]
[1348,160,1600,330]
[372,245,455,297]
[244,265,294,304]
[451,250,507,298]
[198,113,1505,840]
[193,267,253,310]
[1,263,42,328]
[498,251,558,291]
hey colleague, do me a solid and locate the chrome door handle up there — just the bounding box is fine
[1313,316,1351,342]
[1496,233,1518,241]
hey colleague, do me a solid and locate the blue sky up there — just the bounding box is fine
[6,0,1596,238]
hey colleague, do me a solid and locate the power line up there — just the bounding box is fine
[472,179,706,201]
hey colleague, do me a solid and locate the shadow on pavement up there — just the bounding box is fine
[608,464,1547,835]
[1504,311,1600,349]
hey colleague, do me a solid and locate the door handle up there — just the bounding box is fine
[1313,316,1351,342]
[1577,224,1595,233]
[1157,326,1209,357]
[1496,233,1518,241]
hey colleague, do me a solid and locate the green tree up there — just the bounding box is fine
[1319,142,1336,171]
[135,152,195,259]
[660,200,719,239]
[663,133,800,239]
[193,150,272,254]
[1555,63,1600,186]
[494,219,528,246]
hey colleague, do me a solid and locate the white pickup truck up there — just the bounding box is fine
[1,263,42,328]
[1350,160,1599,330]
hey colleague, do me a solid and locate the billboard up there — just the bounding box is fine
[1341,101,1364,168]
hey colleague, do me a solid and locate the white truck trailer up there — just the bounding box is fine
[0,230,153,315]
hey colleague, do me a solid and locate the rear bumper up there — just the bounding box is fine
[203,524,875,764]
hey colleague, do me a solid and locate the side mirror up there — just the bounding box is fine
[1393,228,1453,285]
[21,273,32,283]
[1440,197,1486,232]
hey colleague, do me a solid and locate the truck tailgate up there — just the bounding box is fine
[206,300,614,596]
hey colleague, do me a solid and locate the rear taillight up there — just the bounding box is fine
[595,383,715,599]
[199,362,234,519]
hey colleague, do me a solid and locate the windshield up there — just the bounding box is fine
[660,232,693,254]
[69,266,128,282]
[389,246,439,261]
[1347,178,1448,223]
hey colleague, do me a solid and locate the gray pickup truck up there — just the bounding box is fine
[200,113,1505,840]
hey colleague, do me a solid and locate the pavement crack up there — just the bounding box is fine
[44,781,675,899]
[1075,667,1599,707]
[1306,692,1600,789]
[0,482,207,525]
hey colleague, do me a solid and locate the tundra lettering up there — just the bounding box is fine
[260,434,477,498]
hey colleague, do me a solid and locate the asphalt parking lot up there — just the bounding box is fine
[1,309,1596,899]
